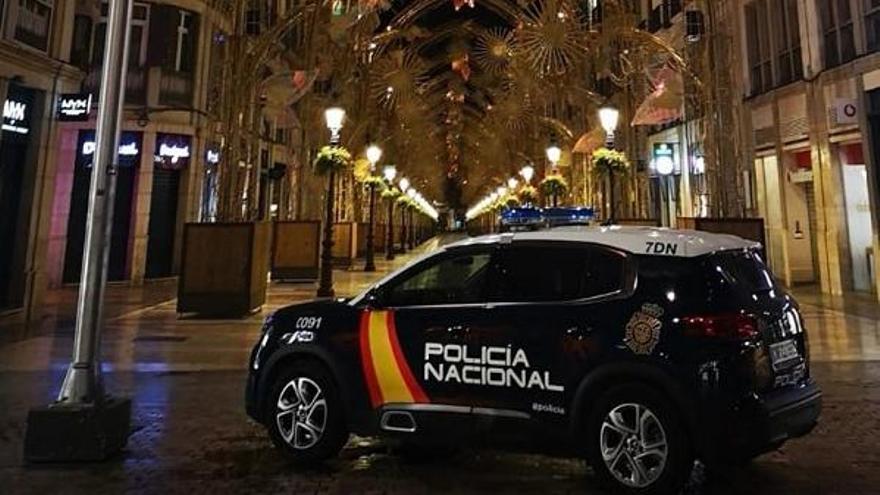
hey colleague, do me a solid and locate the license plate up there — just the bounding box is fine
[770,339,800,369]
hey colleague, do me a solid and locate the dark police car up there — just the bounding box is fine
[246,226,821,494]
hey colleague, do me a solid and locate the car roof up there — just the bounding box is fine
[447,225,761,258]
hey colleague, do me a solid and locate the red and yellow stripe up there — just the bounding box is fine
[359,310,428,408]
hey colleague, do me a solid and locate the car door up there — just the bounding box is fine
[361,245,503,413]
[468,241,636,425]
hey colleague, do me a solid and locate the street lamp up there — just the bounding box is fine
[546,144,561,171]
[364,144,382,272]
[398,177,410,253]
[599,104,620,148]
[383,165,397,260]
[507,177,519,190]
[325,107,345,145]
[318,106,346,298]
[520,165,535,184]
[407,188,417,249]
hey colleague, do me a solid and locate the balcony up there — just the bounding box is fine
[159,70,195,107]
[83,66,147,105]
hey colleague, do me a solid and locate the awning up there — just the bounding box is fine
[572,128,605,154]
[632,66,683,126]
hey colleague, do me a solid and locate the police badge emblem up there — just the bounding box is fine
[624,303,664,355]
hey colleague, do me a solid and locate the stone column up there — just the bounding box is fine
[130,129,156,284]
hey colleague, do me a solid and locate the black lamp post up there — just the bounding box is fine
[599,104,621,221]
[383,165,397,261]
[398,177,409,253]
[364,144,382,272]
[317,106,345,298]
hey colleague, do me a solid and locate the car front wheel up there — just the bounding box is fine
[587,383,693,494]
[266,362,349,463]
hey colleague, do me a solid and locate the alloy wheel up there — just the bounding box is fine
[275,377,327,450]
[599,402,669,488]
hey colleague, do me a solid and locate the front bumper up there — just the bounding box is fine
[717,379,822,459]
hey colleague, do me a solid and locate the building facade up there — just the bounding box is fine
[1,0,300,323]
[740,0,880,297]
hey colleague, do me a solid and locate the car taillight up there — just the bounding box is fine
[680,313,759,339]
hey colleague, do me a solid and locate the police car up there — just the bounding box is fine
[246,226,821,494]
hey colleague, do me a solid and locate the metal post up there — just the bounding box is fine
[317,169,336,298]
[24,0,133,462]
[399,204,407,253]
[385,197,395,260]
[364,183,376,271]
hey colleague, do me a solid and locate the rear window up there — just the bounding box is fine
[710,250,777,292]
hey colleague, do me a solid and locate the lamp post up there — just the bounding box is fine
[364,144,382,272]
[407,188,417,249]
[317,106,345,298]
[598,104,620,222]
[383,165,396,260]
[520,165,535,184]
[546,143,562,207]
[398,177,410,253]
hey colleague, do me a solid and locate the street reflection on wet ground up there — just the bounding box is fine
[1,236,879,494]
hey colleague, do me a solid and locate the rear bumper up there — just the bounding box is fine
[711,379,821,460]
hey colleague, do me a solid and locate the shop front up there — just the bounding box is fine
[63,130,142,283]
[0,84,42,310]
[145,133,190,278]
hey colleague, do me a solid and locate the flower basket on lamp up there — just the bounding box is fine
[315,146,353,175]
[519,184,537,205]
[539,174,569,207]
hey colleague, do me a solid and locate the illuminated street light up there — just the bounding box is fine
[366,144,382,170]
[399,177,410,192]
[383,165,397,182]
[324,107,346,144]
[598,105,620,149]
[520,165,535,183]
[507,177,519,190]
[546,144,561,168]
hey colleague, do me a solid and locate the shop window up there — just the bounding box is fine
[773,0,803,86]
[820,0,856,68]
[744,0,772,95]
[14,0,53,51]
[866,0,880,52]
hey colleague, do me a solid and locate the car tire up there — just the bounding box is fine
[265,362,349,463]
[586,383,693,495]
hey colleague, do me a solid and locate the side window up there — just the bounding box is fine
[385,250,494,306]
[499,244,627,302]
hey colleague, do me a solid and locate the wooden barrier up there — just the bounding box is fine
[332,222,355,266]
[271,221,320,280]
[355,222,368,256]
[375,223,386,251]
[178,222,270,316]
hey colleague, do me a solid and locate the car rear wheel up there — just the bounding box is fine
[266,362,349,463]
[586,383,692,494]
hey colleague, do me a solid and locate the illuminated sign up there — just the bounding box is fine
[82,140,141,156]
[653,143,676,176]
[206,149,220,164]
[158,143,191,164]
[58,93,93,121]
[2,99,29,134]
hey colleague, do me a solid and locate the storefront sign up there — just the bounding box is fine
[653,143,676,176]
[57,93,93,121]
[82,139,141,157]
[158,143,191,163]
[206,149,220,164]
[788,169,813,183]
[155,134,192,169]
[2,99,29,134]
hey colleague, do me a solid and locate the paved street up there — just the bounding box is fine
[2,237,880,494]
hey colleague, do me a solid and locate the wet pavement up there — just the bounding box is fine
[2,236,880,494]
